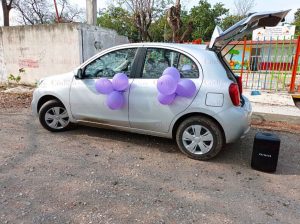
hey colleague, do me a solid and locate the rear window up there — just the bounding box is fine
[218,53,237,83]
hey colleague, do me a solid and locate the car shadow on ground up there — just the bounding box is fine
[60,125,300,175]
[66,125,180,154]
[62,124,247,162]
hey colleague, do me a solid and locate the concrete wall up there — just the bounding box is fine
[0,23,128,84]
[79,24,129,62]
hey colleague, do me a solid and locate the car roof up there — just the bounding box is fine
[82,42,211,68]
[115,42,208,52]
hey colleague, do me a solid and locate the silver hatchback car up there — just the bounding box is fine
[32,10,289,160]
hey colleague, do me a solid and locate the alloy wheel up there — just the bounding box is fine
[182,125,214,155]
[44,107,69,130]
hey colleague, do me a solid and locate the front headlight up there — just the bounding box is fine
[37,79,44,87]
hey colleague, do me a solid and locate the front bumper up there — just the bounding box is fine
[31,89,39,116]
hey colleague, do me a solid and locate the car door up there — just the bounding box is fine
[69,47,138,127]
[128,47,202,133]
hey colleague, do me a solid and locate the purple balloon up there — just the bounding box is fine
[112,73,129,91]
[95,78,113,94]
[106,91,125,110]
[162,67,180,82]
[176,79,196,98]
[157,93,176,105]
[157,75,178,95]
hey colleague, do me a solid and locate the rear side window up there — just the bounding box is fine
[142,48,179,79]
[142,48,199,79]
[178,54,199,78]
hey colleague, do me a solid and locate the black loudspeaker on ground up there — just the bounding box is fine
[251,132,281,172]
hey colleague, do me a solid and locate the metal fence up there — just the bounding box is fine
[225,36,300,93]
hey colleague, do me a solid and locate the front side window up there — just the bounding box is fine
[142,48,199,79]
[84,48,137,79]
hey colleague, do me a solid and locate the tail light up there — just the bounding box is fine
[229,83,240,106]
[236,76,243,94]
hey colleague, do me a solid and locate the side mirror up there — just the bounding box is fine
[75,68,83,79]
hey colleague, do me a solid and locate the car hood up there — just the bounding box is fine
[38,71,75,89]
[209,9,290,53]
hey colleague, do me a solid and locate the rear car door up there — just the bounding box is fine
[128,46,202,133]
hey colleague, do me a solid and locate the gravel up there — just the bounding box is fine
[0,92,299,224]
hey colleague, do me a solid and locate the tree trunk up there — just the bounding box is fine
[167,0,182,42]
[180,21,193,42]
[1,0,12,26]
[3,8,10,26]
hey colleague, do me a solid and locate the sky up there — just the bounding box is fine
[0,0,299,26]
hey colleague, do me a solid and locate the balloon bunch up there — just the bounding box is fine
[95,73,129,110]
[157,67,196,105]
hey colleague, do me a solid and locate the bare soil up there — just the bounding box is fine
[0,92,299,224]
[0,92,32,110]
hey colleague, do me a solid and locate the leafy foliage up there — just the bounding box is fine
[122,0,173,41]
[98,0,232,42]
[189,0,229,41]
[149,15,169,42]
[97,7,139,42]
[7,68,25,84]
[294,8,300,36]
[8,74,21,83]
[221,15,241,31]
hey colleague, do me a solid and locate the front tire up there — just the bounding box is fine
[39,100,72,132]
[176,116,224,160]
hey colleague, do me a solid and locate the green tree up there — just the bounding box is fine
[190,0,229,41]
[221,15,241,30]
[149,15,169,42]
[99,1,172,42]
[149,9,192,42]
[122,0,173,41]
[97,7,139,42]
[294,8,300,36]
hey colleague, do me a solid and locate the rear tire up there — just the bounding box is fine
[176,116,224,160]
[39,100,74,132]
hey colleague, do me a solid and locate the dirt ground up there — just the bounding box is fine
[0,93,299,224]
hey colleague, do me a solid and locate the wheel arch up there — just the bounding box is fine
[37,95,64,113]
[172,112,226,142]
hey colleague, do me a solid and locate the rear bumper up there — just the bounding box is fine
[216,96,252,143]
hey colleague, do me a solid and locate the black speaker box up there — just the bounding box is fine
[251,132,280,172]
